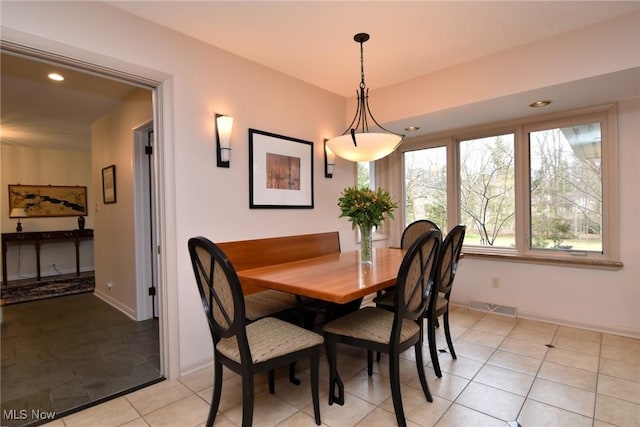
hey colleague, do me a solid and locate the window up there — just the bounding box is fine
[404,146,448,231]
[459,134,515,248]
[528,123,602,253]
[402,106,618,267]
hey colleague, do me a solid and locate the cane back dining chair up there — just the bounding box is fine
[374,219,440,300]
[400,219,440,249]
[188,236,323,427]
[426,224,466,378]
[323,230,441,427]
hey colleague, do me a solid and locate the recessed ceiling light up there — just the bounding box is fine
[404,126,420,132]
[529,100,551,108]
[48,73,64,82]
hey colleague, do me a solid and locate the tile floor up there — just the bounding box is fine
[42,306,639,427]
[1,293,161,427]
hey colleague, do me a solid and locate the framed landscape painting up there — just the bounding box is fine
[249,129,314,209]
[8,185,88,217]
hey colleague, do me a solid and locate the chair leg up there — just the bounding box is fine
[389,350,407,427]
[443,310,456,359]
[325,335,344,405]
[289,362,301,385]
[241,371,254,427]
[310,351,321,425]
[268,369,275,394]
[367,350,373,376]
[414,342,433,402]
[207,359,223,427]
[428,316,442,378]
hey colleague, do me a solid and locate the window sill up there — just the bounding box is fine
[463,251,623,271]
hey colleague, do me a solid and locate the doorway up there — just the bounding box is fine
[0,48,164,425]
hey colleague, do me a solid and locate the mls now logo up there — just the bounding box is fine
[3,409,56,421]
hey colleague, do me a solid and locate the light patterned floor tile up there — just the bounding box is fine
[528,378,595,417]
[499,337,549,359]
[552,335,601,356]
[557,325,602,343]
[126,379,193,415]
[450,340,496,363]
[120,419,151,427]
[458,329,506,349]
[63,397,140,427]
[597,374,640,404]
[455,381,524,421]
[301,388,376,427]
[601,344,640,366]
[355,406,421,427]
[537,361,597,392]
[487,350,542,376]
[379,384,452,427]
[517,398,592,427]
[276,411,325,427]
[179,365,215,393]
[545,347,599,372]
[515,319,558,335]
[342,370,391,406]
[407,369,469,401]
[508,326,556,345]
[602,333,640,351]
[473,364,535,396]
[223,392,298,427]
[430,355,484,379]
[599,357,640,382]
[595,394,640,427]
[434,403,506,427]
[144,395,210,427]
[471,317,516,336]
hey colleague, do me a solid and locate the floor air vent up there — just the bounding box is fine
[468,301,518,318]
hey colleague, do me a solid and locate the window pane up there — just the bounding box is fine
[404,147,447,230]
[357,162,373,189]
[460,134,515,247]
[529,124,602,252]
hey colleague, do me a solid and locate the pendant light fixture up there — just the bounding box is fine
[326,33,404,162]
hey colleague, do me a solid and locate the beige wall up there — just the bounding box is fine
[2,2,638,378]
[91,88,153,318]
[1,145,93,279]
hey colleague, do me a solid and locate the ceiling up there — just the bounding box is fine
[2,1,639,151]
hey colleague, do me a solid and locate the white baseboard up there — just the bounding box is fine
[93,290,137,321]
[451,301,640,339]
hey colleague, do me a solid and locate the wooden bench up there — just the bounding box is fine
[217,232,341,322]
[218,231,341,295]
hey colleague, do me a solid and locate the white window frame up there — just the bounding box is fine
[400,104,621,269]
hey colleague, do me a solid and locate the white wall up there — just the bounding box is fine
[1,145,94,279]
[1,2,638,379]
[91,88,153,318]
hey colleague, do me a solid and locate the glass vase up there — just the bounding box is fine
[359,224,373,264]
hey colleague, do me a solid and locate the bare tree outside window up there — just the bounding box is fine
[459,134,515,247]
[529,123,602,252]
[404,147,447,230]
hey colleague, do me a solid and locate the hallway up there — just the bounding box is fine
[1,293,161,426]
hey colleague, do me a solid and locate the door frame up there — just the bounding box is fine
[0,38,178,379]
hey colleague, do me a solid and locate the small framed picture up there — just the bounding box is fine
[102,165,117,204]
[249,129,314,209]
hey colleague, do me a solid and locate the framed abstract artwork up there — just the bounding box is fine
[8,184,88,217]
[249,129,314,209]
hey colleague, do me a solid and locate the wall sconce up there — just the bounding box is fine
[10,207,27,232]
[324,139,336,178]
[216,114,234,168]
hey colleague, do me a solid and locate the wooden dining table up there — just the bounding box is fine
[236,247,406,304]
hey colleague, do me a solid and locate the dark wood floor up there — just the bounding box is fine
[1,293,162,426]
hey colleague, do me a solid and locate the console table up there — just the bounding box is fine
[1,229,94,285]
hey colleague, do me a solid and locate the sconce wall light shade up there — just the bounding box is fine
[324,139,336,178]
[216,114,234,167]
[326,33,404,162]
[10,207,26,232]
